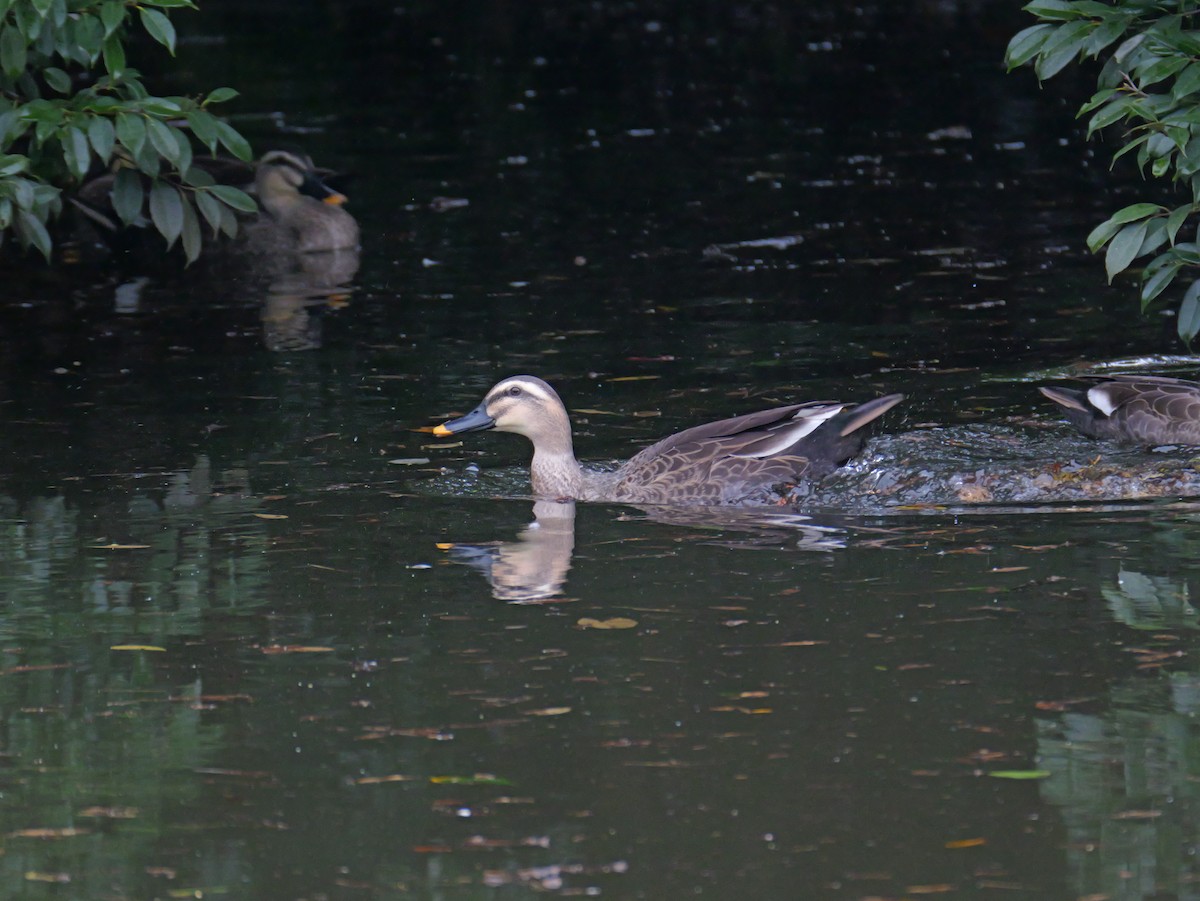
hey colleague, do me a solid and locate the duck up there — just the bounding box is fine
[431,375,905,505]
[69,148,359,255]
[249,149,360,253]
[1039,374,1200,444]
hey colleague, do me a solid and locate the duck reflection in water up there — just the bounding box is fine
[259,246,360,352]
[444,500,577,603]
[444,500,846,602]
[247,150,361,352]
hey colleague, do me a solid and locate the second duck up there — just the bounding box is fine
[432,375,904,505]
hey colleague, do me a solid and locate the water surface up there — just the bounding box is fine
[2,1,1200,898]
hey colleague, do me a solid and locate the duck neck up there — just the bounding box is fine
[527,412,585,500]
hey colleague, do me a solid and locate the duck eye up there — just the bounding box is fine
[507,385,522,397]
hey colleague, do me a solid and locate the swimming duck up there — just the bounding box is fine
[252,149,360,253]
[70,149,359,255]
[432,375,905,505]
[1039,374,1200,444]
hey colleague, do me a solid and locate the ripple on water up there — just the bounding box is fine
[803,424,1200,511]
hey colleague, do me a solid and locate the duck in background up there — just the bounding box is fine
[1039,374,1200,445]
[247,149,359,254]
[69,148,359,258]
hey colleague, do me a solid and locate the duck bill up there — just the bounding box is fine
[432,405,495,437]
[299,171,348,206]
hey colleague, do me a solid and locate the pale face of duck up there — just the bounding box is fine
[434,376,572,450]
[255,150,348,213]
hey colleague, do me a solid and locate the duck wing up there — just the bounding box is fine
[613,394,904,504]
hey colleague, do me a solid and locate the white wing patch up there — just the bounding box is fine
[737,404,844,458]
[1087,385,1119,417]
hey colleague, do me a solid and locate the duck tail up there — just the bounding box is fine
[1038,385,1090,414]
[836,393,906,436]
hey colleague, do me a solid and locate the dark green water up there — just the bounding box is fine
[2,1,1200,898]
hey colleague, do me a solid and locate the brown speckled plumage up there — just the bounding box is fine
[1039,374,1200,445]
[252,150,359,253]
[433,375,904,505]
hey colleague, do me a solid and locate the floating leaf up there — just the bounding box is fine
[945,837,986,849]
[24,871,71,883]
[1111,809,1162,819]
[260,645,334,654]
[430,774,513,786]
[577,617,638,630]
[988,769,1051,780]
[526,707,572,716]
[77,806,138,819]
[11,828,90,838]
[252,513,288,520]
[91,543,151,550]
[111,645,166,652]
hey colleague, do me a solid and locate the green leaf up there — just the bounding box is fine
[1106,220,1150,282]
[212,118,252,161]
[146,116,180,165]
[0,154,28,177]
[203,86,239,106]
[1136,55,1189,89]
[194,188,221,235]
[1086,15,1130,56]
[102,32,125,78]
[138,97,182,116]
[99,0,124,37]
[15,208,52,259]
[1141,259,1182,308]
[1023,1,1078,21]
[87,116,115,162]
[1111,132,1150,165]
[1035,21,1093,80]
[1110,202,1162,225]
[185,109,218,152]
[1078,87,1118,116]
[172,128,192,177]
[988,769,1051,780]
[149,179,183,246]
[1112,32,1146,65]
[71,13,105,64]
[208,183,257,213]
[116,112,146,155]
[1139,218,1169,257]
[1173,62,1200,101]
[1179,279,1200,343]
[1087,95,1134,137]
[217,200,237,238]
[1005,23,1054,69]
[1167,204,1193,244]
[1087,203,1161,252]
[0,22,28,79]
[8,174,34,210]
[62,125,90,179]
[111,167,144,225]
[139,7,176,54]
[180,192,201,263]
[43,66,70,93]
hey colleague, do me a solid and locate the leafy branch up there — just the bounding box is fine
[0,0,255,263]
[1006,0,1200,343]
